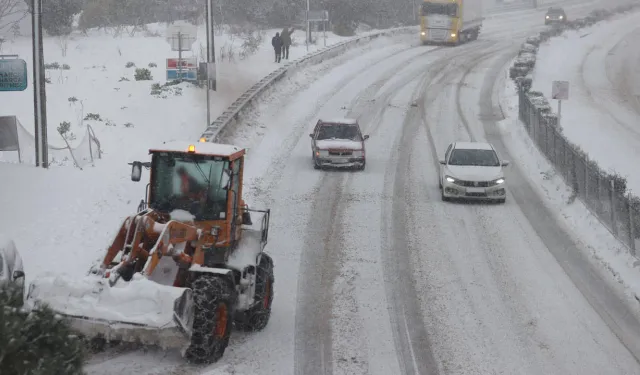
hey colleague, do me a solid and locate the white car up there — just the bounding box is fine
[439,141,509,203]
[0,235,25,306]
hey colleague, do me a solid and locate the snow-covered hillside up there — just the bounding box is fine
[528,11,640,194]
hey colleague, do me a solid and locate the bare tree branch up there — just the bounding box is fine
[0,0,27,33]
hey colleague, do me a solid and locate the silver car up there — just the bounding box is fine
[1,236,26,306]
[309,118,369,170]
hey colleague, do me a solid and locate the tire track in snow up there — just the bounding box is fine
[243,44,440,207]
[375,46,488,374]
[294,48,448,375]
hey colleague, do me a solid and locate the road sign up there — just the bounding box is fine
[551,80,569,100]
[166,23,198,52]
[166,69,197,81]
[167,57,197,69]
[0,57,28,92]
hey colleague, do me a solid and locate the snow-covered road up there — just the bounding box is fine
[80,2,640,374]
[531,11,640,193]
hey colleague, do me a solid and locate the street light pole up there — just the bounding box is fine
[205,0,216,128]
[31,0,48,168]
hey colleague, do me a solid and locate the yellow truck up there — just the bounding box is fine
[420,0,484,45]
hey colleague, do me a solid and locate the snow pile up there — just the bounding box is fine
[26,272,186,328]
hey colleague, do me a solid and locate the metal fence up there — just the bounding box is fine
[518,85,639,256]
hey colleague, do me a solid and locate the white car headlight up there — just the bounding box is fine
[445,175,456,183]
[494,178,505,184]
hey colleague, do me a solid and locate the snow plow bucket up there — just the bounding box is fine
[25,273,195,349]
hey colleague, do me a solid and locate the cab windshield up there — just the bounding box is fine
[421,2,458,16]
[150,152,229,220]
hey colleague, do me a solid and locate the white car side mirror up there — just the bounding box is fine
[501,161,510,167]
[439,160,446,165]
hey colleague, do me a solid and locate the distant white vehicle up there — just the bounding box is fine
[439,141,509,203]
[309,118,369,170]
[0,235,25,306]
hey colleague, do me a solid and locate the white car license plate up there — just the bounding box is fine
[466,187,485,193]
[333,159,348,164]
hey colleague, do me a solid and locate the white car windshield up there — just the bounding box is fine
[449,149,500,167]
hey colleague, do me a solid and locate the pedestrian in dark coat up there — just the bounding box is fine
[271,32,283,63]
[280,27,294,59]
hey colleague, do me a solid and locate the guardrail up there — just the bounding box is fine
[199,26,418,143]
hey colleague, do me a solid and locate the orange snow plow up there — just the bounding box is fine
[26,140,275,363]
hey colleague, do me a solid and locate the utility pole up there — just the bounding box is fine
[32,0,48,168]
[205,0,216,127]
[306,0,310,51]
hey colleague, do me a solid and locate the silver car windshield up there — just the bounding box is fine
[449,149,500,167]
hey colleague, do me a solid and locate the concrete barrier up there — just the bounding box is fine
[200,26,418,142]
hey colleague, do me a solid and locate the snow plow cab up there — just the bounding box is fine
[25,139,274,364]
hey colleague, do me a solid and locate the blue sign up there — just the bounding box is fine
[166,69,197,81]
[0,58,28,91]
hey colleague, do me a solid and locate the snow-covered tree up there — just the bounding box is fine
[0,284,86,375]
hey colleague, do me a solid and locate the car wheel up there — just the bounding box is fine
[441,190,449,202]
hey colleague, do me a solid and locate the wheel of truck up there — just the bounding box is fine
[184,274,237,364]
[236,254,274,332]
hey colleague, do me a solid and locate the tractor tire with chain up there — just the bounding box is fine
[184,274,237,364]
[236,253,274,332]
